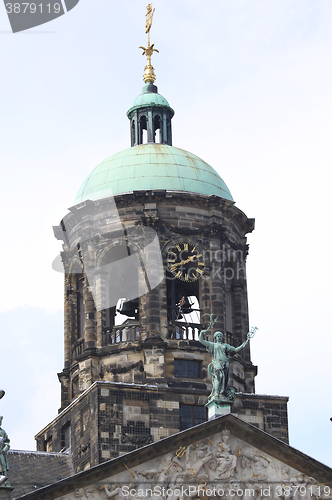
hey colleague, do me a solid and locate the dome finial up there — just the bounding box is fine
[139,4,159,84]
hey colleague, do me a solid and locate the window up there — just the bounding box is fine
[174,359,201,378]
[44,436,52,452]
[61,422,71,451]
[179,404,206,431]
[80,406,89,437]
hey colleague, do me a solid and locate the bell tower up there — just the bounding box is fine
[36,7,288,474]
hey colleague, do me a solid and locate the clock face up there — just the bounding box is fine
[166,242,205,282]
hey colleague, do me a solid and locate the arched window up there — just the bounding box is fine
[153,114,162,143]
[139,115,147,144]
[131,119,136,146]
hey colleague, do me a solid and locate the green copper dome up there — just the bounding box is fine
[74,144,233,204]
[127,83,174,118]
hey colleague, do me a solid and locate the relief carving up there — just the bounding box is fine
[57,431,328,500]
[215,430,237,479]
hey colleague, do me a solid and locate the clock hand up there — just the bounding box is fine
[169,259,186,269]
[187,254,202,262]
[169,254,203,270]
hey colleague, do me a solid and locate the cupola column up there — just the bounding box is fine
[147,109,153,142]
[134,111,138,146]
[162,113,167,145]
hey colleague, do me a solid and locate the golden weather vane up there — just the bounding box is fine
[145,3,155,33]
[139,4,159,84]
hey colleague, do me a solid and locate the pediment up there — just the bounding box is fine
[19,415,332,500]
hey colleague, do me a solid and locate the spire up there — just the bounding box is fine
[139,4,159,84]
[127,5,174,147]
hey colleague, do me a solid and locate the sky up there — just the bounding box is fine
[0,0,331,468]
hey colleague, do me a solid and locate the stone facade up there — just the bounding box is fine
[35,381,288,474]
[54,191,257,411]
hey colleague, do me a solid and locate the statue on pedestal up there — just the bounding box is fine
[199,315,257,403]
[0,415,10,487]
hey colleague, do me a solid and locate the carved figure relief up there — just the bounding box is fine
[215,429,237,479]
[56,430,328,500]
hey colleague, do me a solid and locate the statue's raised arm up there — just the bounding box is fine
[198,314,218,348]
[232,326,258,353]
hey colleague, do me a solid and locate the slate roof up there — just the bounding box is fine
[3,450,74,499]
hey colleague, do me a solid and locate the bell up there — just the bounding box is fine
[176,295,193,315]
[119,298,139,319]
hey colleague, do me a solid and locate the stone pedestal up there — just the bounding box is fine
[0,484,13,500]
[207,399,232,419]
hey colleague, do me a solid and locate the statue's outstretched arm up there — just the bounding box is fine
[233,339,249,353]
[199,314,217,346]
[233,327,258,353]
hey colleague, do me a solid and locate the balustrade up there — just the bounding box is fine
[167,321,202,341]
[72,338,85,358]
[102,322,140,345]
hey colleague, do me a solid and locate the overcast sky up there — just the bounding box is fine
[0,0,331,468]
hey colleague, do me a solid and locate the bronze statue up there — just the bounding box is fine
[199,315,257,403]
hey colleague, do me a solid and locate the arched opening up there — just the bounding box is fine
[153,114,162,143]
[139,115,147,144]
[131,119,136,146]
[101,244,140,345]
[166,276,201,340]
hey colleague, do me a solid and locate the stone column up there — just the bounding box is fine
[144,229,161,338]
[209,239,225,333]
[141,222,165,380]
[159,273,168,340]
[83,275,97,351]
[233,277,251,363]
[82,240,97,352]
[63,273,71,369]
[95,272,107,349]
[200,270,211,332]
